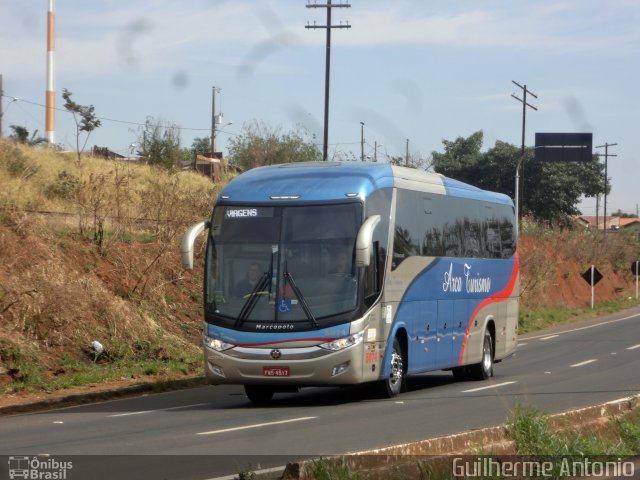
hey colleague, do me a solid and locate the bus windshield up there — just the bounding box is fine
[206,203,362,327]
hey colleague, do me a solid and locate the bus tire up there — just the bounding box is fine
[376,337,405,398]
[469,330,494,380]
[244,385,274,404]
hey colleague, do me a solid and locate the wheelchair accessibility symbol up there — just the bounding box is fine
[278,299,292,313]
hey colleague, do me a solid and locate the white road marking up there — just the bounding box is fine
[607,395,640,405]
[162,403,210,411]
[570,359,597,367]
[518,343,528,347]
[525,312,640,340]
[627,344,640,350]
[107,403,210,418]
[108,410,152,417]
[539,335,559,341]
[461,381,517,393]
[197,416,317,435]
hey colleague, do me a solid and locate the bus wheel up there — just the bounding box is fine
[244,385,274,404]
[469,330,494,380]
[377,337,405,398]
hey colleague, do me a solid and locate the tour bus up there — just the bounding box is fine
[181,162,518,403]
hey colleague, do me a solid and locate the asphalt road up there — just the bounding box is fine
[1,307,639,479]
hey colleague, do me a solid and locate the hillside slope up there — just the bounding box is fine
[0,141,216,392]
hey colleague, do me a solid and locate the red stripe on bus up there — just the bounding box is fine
[458,251,519,365]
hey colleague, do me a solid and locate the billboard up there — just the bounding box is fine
[534,133,593,162]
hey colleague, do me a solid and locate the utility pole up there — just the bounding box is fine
[360,121,364,161]
[405,138,409,166]
[511,81,538,234]
[211,86,223,157]
[306,1,351,162]
[45,0,55,144]
[595,142,617,236]
[374,141,381,162]
[0,74,3,138]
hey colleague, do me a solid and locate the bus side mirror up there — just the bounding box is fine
[181,220,209,270]
[355,215,381,267]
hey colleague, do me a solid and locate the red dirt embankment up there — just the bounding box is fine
[519,224,639,310]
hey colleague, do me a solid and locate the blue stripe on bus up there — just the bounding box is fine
[207,322,351,346]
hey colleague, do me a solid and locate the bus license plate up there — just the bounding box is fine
[263,367,290,377]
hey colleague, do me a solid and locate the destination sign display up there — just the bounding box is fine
[224,207,274,219]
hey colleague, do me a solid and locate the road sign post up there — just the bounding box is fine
[632,261,640,300]
[582,265,603,309]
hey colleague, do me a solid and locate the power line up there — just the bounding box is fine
[1,93,221,133]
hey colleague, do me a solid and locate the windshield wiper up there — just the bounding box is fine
[283,267,319,329]
[235,253,274,327]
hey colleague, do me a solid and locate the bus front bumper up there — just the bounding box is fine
[203,341,368,387]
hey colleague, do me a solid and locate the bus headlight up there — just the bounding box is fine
[319,331,364,351]
[203,335,234,352]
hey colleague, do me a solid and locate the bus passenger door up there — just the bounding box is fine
[436,300,454,368]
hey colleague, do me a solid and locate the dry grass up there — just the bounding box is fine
[0,140,225,393]
[0,141,219,216]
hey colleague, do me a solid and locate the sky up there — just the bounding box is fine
[1,0,638,216]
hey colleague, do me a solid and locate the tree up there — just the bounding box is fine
[431,131,485,179]
[137,117,184,170]
[62,88,101,162]
[191,137,211,155]
[227,121,321,170]
[9,125,46,146]
[431,131,606,222]
[388,151,432,170]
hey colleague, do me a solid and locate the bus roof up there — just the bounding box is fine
[217,162,513,206]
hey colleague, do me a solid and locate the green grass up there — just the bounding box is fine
[508,403,640,454]
[519,297,640,334]
[307,458,360,480]
[1,354,202,395]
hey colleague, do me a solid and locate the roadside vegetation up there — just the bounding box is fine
[271,402,640,480]
[0,139,638,398]
[0,140,219,395]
